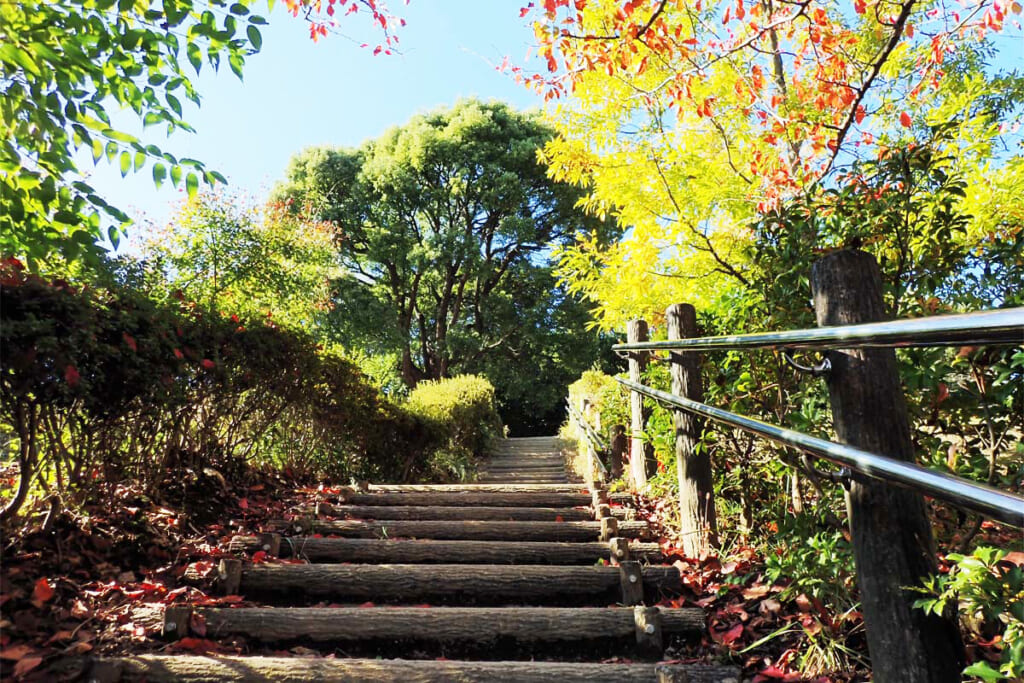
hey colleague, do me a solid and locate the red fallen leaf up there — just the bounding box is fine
[171,637,222,653]
[64,364,81,387]
[238,497,249,510]
[249,484,265,492]
[32,578,55,605]
[123,332,137,351]
[358,601,375,608]
[173,348,184,360]
[252,551,268,564]
[0,644,35,660]
[189,612,207,637]
[13,655,43,677]
[715,622,744,645]
[753,665,796,681]
[46,630,75,645]
[794,593,813,612]
[555,515,565,522]
[900,111,912,127]
[201,358,215,369]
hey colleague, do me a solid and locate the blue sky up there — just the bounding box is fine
[85,2,544,233]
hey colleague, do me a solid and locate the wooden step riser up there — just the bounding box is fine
[313,504,596,522]
[169,606,704,643]
[338,492,632,507]
[366,484,585,492]
[274,519,651,542]
[87,656,741,682]
[231,537,663,564]
[475,479,570,484]
[230,537,664,564]
[236,564,680,603]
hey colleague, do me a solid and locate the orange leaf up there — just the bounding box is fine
[13,656,43,677]
[32,578,55,604]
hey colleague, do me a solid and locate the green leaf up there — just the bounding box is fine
[247,25,262,51]
[962,662,1003,683]
[170,164,182,188]
[166,93,182,118]
[230,3,250,15]
[134,151,146,172]
[92,139,104,163]
[108,224,121,249]
[187,42,202,73]
[185,171,199,198]
[119,151,131,177]
[249,14,268,25]
[229,52,244,79]
[152,163,167,188]
[0,44,41,76]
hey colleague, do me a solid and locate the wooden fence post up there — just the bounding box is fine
[627,319,654,490]
[666,304,718,558]
[610,425,627,479]
[811,250,964,683]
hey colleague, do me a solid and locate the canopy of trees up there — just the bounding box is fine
[276,99,620,432]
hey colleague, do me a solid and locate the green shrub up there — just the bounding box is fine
[0,258,433,520]
[405,375,503,480]
[916,547,1024,682]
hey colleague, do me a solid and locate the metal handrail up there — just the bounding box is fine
[612,307,1024,353]
[566,400,609,475]
[615,377,1024,528]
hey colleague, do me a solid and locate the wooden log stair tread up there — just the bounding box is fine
[88,656,742,682]
[165,605,705,642]
[271,518,653,541]
[228,536,663,564]
[87,437,740,682]
[231,563,681,602]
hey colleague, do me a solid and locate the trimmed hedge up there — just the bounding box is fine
[0,259,435,521]
[405,375,503,480]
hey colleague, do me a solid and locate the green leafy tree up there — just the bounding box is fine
[137,190,340,332]
[276,100,620,422]
[0,0,269,263]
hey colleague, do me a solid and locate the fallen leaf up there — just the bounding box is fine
[742,583,770,600]
[32,578,55,605]
[0,644,35,660]
[13,656,43,677]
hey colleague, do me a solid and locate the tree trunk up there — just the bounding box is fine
[811,249,964,683]
[665,304,718,557]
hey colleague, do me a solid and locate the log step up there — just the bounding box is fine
[230,537,663,564]
[87,655,743,682]
[314,504,596,521]
[230,536,664,564]
[273,519,651,541]
[234,563,680,603]
[167,605,704,643]
[367,483,586,492]
[338,491,631,507]
[476,478,569,484]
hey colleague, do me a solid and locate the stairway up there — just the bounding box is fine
[88,437,741,682]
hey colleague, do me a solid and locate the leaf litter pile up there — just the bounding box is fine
[2,469,1015,681]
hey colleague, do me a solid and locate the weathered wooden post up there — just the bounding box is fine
[666,303,718,557]
[627,319,654,490]
[811,250,964,683]
[610,424,627,479]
